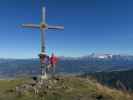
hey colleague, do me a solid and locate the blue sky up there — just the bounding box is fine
[0,0,133,58]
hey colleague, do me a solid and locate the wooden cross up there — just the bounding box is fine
[22,7,64,80]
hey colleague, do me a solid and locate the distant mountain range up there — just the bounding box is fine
[0,53,133,77]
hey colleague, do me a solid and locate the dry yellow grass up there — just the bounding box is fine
[0,76,132,100]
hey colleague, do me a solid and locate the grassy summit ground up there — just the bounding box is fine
[0,76,132,100]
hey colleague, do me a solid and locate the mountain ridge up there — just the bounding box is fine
[0,54,133,77]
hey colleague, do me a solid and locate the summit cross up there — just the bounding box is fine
[22,7,64,80]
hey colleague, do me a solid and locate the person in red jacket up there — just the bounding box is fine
[50,53,58,73]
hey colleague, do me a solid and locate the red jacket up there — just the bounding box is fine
[50,55,58,65]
